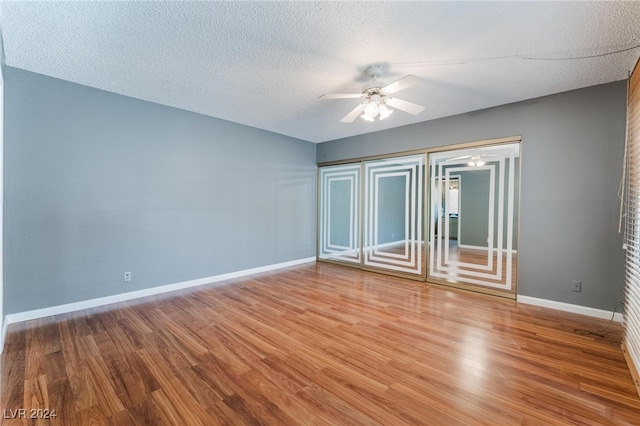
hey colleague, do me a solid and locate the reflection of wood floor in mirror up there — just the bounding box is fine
[362,241,426,275]
[429,239,517,289]
[324,239,517,292]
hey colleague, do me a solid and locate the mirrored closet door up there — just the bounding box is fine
[318,163,361,264]
[362,154,424,277]
[318,154,425,278]
[318,138,519,295]
[427,141,520,297]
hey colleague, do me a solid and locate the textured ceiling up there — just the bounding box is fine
[1,1,639,143]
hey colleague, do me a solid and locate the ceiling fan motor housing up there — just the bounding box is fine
[363,65,388,91]
[364,64,384,79]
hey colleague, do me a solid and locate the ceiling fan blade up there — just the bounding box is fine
[340,103,366,123]
[319,93,363,99]
[381,75,421,94]
[386,97,426,115]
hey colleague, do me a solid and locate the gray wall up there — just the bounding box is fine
[376,175,407,244]
[4,67,317,315]
[458,168,492,247]
[328,179,352,247]
[318,81,627,311]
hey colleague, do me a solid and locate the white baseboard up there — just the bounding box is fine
[517,295,623,322]
[0,319,7,355]
[457,244,517,254]
[3,257,316,330]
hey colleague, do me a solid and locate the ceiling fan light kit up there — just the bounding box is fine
[320,65,426,123]
[360,90,394,122]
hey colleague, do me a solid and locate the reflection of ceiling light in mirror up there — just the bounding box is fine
[468,155,485,167]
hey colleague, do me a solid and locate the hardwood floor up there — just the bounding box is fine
[2,262,639,425]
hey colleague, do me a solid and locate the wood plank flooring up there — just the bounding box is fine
[1,262,639,425]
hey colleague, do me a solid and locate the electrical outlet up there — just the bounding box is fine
[572,280,581,292]
[124,271,132,282]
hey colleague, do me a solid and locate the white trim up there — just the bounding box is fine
[517,295,623,322]
[3,257,316,328]
[457,244,518,254]
[373,239,411,249]
[1,320,8,355]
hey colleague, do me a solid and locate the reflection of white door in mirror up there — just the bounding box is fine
[443,176,460,240]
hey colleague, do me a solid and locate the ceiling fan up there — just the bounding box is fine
[319,65,426,123]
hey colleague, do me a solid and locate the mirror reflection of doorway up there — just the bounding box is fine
[427,141,520,298]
